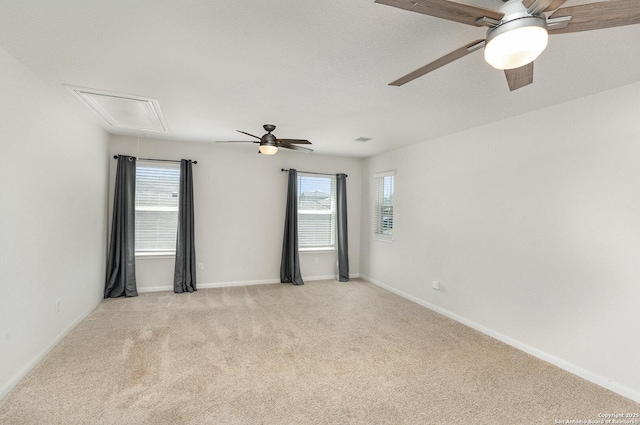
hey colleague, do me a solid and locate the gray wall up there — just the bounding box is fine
[359,82,640,402]
[0,47,109,398]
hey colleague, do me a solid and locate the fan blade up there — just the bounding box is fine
[389,39,485,86]
[215,140,257,143]
[278,138,312,145]
[283,145,314,153]
[504,62,534,91]
[522,0,567,14]
[375,0,503,27]
[236,130,262,140]
[549,0,640,34]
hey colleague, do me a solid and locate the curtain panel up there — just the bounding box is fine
[174,159,197,293]
[104,155,137,298]
[336,173,349,282]
[280,169,304,285]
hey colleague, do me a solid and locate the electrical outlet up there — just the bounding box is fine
[197,263,204,271]
[432,281,440,290]
[55,300,61,314]
[314,257,319,264]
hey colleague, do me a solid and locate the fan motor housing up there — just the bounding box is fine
[486,15,548,43]
[262,133,277,144]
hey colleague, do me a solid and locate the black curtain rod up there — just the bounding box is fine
[281,168,347,177]
[113,155,197,164]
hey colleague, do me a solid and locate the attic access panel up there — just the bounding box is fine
[65,86,168,132]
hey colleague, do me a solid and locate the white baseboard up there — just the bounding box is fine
[137,279,280,293]
[305,275,339,281]
[359,274,640,404]
[0,297,102,401]
[138,273,363,293]
[199,278,280,289]
[137,285,174,293]
[138,280,280,293]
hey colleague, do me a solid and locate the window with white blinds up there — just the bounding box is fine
[135,161,180,255]
[374,171,395,240]
[297,174,336,249]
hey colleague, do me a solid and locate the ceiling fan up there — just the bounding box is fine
[377,0,640,91]
[216,124,313,155]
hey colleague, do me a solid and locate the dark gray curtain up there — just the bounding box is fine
[104,155,137,298]
[336,173,349,282]
[174,159,197,293]
[280,169,304,285]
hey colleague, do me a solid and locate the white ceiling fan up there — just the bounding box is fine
[377,0,640,91]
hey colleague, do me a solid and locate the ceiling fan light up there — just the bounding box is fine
[259,144,278,155]
[484,18,548,70]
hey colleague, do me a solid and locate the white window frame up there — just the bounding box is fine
[373,170,395,242]
[134,160,181,257]
[297,173,337,251]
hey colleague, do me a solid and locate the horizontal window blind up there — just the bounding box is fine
[135,162,180,254]
[374,171,395,238]
[297,174,336,249]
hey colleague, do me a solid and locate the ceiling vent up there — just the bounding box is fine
[65,85,169,132]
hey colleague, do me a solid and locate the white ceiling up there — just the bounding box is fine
[1,0,638,158]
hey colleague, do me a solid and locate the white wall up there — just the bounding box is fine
[3,34,636,405]
[0,47,109,398]
[109,136,362,291]
[360,82,640,402]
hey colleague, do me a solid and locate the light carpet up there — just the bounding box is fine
[1,279,638,424]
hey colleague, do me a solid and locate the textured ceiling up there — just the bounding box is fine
[1,0,638,157]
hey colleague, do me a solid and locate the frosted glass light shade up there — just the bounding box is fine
[484,23,548,70]
[259,144,278,155]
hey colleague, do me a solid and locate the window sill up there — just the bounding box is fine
[135,252,176,259]
[299,248,336,254]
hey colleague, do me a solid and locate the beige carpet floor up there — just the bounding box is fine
[0,279,638,424]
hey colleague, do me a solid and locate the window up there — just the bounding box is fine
[297,174,336,249]
[135,161,180,255]
[374,171,395,240]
